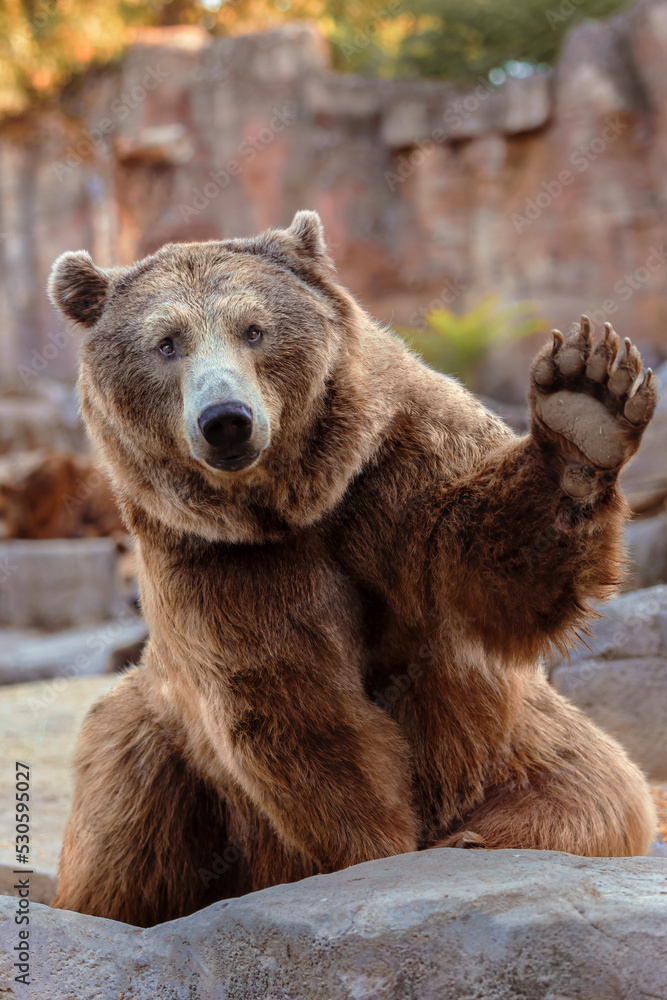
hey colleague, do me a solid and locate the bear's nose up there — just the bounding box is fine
[198,402,253,454]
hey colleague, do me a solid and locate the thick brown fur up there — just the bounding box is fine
[47,212,657,927]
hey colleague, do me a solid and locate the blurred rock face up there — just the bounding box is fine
[1,3,667,401]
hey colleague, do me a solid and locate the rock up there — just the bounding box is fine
[0,849,665,998]
[0,395,84,456]
[0,675,116,903]
[496,73,552,136]
[550,585,667,778]
[0,614,147,685]
[554,656,667,779]
[381,98,433,148]
[377,73,550,150]
[629,0,667,110]
[553,584,667,665]
[556,16,642,122]
[625,509,667,588]
[114,124,196,166]
[304,73,384,120]
[0,538,119,629]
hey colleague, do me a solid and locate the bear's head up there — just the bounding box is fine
[48,212,397,542]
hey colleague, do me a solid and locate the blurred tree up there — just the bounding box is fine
[0,0,158,116]
[395,0,631,81]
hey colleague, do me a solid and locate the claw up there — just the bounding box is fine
[587,324,620,383]
[603,325,619,365]
[636,366,654,394]
[624,366,656,425]
[578,315,592,349]
[552,329,564,353]
[558,320,590,376]
[609,336,642,396]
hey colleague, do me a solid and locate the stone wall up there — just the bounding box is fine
[2,0,667,395]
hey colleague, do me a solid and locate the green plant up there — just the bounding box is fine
[399,295,545,390]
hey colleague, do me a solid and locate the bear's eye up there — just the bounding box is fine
[158,338,176,357]
[245,325,263,344]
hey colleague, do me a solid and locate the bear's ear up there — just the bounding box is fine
[263,210,333,279]
[48,250,111,327]
[286,210,329,266]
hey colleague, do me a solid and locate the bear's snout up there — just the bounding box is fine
[197,402,256,469]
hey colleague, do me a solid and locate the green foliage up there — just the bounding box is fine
[394,0,631,82]
[400,296,545,390]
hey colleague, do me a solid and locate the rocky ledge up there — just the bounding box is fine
[0,849,665,999]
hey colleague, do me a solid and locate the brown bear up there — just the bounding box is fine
[47,211,658,928]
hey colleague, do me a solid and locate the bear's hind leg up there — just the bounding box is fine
[435,679,656,857]
[52,667,237,926]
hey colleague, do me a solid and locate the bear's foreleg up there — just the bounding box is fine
[201,673,419,872]
[51,668,237,926]
[431,318,657,661]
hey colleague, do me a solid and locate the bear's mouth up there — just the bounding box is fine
[204,449,260,473]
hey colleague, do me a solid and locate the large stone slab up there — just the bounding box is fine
[550,585,667,778]
[0,392,84,457]
[554,655,667,779]
[0,615,148,685]
[0,675,116,903]
[0,850,665,999]
[0,538,118,629]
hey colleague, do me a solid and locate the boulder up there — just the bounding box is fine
[0,675,116,903]
[0,390,84,457]
[114,124,196,166]
[625,509,667,588]
[550,585,667,778]
[0,615,148,685]
[0,850,665,999]
[556,16,642,123]
[0,538,119,629]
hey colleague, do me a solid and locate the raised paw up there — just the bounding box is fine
[529,316,658,494]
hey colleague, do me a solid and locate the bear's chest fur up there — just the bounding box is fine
[136,503,514,842]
